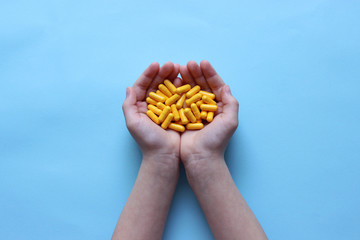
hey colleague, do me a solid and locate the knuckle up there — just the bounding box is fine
[232,98,239,108]
[225,118,238,132]
[230,119,239,131]
[233,119,239,129]
[122,102,127,112]
[126,120,137,132]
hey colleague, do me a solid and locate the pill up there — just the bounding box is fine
[200,111,207,119]
[200,104,218,112]
[146,97,158,105]
[164,80,177,94]
[161,113,173,129]
[196,100,204,108]
[185,93,202,106]
[190,103,201,119]
[147,110,160,124]
[149,92,165,103]
[171,104,180,121]
[186,123,204,130]
[168,123,185,132]
[179,108,189,124]
[156,90,168,100]
[176,84,191,94]
[176,94,186,109]
[158,106,171,123]
[174,120,185,125]
[184,108,197,123]
[145,79,219,131]
[158,84,172,97]
[186,85,201,98]
[165,94,180,106]
[156,102,166,110]
[199,90,215,100]
[202,95,217,105]
[148,104,162,115]
[207,111,214,122]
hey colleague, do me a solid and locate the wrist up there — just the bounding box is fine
[182,150,224,171]
[142,153,180,179]
[183,155,227,186]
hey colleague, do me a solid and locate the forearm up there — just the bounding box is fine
[185,158,267,240]
[112,156,179,240]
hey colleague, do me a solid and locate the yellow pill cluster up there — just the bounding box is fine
[146,80,218,132]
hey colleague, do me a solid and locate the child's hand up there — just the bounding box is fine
[115,62,267,240]
[179,61,239,169]
[122,62,181,165]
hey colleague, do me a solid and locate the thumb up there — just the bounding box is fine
[122,87,139,128]
[220,85,239,130]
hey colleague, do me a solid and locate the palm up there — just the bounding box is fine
[180,102,229,160]
[179,61,238,163]
[123,61,182,157]
[134,100,180,152]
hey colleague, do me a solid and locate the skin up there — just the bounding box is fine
[180,60,268,240]
[112,61,267,240]
[112,62,181,240]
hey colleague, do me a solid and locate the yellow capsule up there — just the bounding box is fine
[168,123,185,132]
[175,120,185,125]
[156,90,168,100]
[176,84,191,94]
[196,119,202,123]
[202,95,217,105]
[161,113,173,129]
[146,97,158,105]
[149,92,165,103]
[158,84,172,97]
[147,110,160,124]
[176,94,186,109]
[200,111,207,120]
[184,108,197,123]
[164,80,177,94]
[156,102,166,110]
[200,104,218,112]
[171,104,180,121]
[186,123,204,130]
[186,85,201,98]
[199,90,215,100]
[158,106,171,123]
[148,104,162,115]
[196,100,204,108]
[190,103,201,119]
[185,93,202,106]
[165,93,180,106]
[179,108,189,124]
[207,111,214,122]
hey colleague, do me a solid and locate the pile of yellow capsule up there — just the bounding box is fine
[146,80,218,132]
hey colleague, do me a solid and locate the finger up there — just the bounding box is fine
[133,62,160,101]
[147,61,174,95]
[180,64,196,87]
[137,101,148,114]
[173,77,183,87]
[200,60,225,100]
[122,87,140,129]
[167,63,180,80]
[220,85,239,131]
[187,60,211,91]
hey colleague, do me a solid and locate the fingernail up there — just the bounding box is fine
[126,87,130,98]
[225,85,231,95]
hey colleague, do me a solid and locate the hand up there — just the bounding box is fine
[122,62,182,165]
[179,60,239,168]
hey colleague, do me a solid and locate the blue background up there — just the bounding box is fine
[1,0,359,239]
